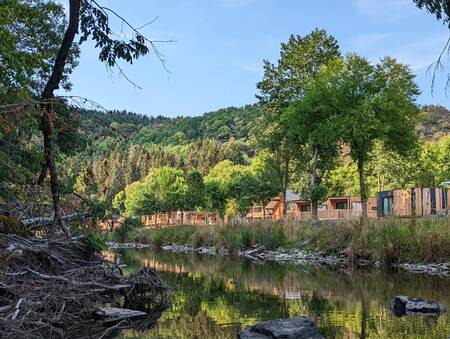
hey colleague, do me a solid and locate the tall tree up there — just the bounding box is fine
[0,0,79,203]
[330,54,420,224]
[33,0,161,233]
[185,170,205,211]
[255,29,340,218]
[284,57,343,222]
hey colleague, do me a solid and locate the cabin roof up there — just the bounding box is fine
[286,189,301,202]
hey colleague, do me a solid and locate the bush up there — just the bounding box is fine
[150,225,197,247]
[112,217,143,243]
[351,220,414,264]
[414,218,450,262]
[350,217,450,264]
[81,233,106,253]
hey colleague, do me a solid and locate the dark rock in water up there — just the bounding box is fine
[390,295,447,317]
[238,316,324,339]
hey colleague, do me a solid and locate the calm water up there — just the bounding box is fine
[110,248,450,339]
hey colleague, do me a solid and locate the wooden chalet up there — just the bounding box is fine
[98,217,124,231]
[377,187,450,217]
[247,190,377,222]
[141,211,218,228]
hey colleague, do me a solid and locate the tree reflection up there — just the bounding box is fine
[115,248,450,339]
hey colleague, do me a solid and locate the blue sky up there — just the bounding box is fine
[66,0,450,117]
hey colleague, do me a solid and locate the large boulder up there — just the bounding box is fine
[389,295,447,317]
[238,316,324,339]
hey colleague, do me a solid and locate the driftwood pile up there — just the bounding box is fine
[0,234,168,338]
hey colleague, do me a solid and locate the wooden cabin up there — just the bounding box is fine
[98,217,124,231]
[141,211,219,228]
[377,187,450,217]
[246,205,272,221]
[260,190,377,221]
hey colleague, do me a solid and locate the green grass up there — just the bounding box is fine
[118,217,450,264]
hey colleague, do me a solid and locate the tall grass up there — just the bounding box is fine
[123,217,450,263]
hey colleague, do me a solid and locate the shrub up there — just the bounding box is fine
[81,233,106,253]
[149,225,197,247]
[113,217,143,243]
[295,221,354,253]
[352,220,414,264]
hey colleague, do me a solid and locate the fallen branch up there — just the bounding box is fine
[0,234,169,338]
[20,212,90,227]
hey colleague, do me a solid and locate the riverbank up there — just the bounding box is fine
[111,217,450,276]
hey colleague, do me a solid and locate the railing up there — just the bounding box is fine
[293,209,377,221]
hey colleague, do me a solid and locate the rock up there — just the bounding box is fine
[240,246,268,261]
[238,317,324,339]
[389,296,447,317]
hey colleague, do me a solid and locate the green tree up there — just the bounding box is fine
[34,0,160,233]
[413,1,450,27]
[255,29,340,218]
[0,0,79,203]
[204,180,227,220]
[284,57,343,221]
[124,167,188,217]
[205,160,260,220]
[185,170,205,211]
[331,55,420,223]
[249,151,282,216]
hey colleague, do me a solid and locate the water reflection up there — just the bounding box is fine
[111,248,450,338]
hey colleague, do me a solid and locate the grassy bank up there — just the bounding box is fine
[115,217,450,264]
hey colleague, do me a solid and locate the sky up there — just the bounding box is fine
[66,0,450,117]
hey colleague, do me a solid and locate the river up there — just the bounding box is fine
[109,247,450,338]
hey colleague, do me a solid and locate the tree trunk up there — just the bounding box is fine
[310,146,319,223]
[357,158,368,227]
[39,0,81,236]
[282,157,289,218]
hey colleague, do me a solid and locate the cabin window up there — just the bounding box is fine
[301,205,311,212]
[335,201,348,210]
[253,206,262,213]
[383,196,393,215]
[351,202,362,211]
[318,205,327,211]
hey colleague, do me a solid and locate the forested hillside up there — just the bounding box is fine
[417,105,450,140]
[76,104,261,146]
[67,102,450,211]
